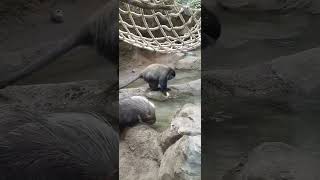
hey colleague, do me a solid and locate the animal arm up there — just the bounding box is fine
[120,0,173,10]
[159,75,168,91]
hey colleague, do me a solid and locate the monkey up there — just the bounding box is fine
[201,5,221,49]
[0,105,119,180]
[119,96,156,131]
[0,0,173,89]
[119,64,176,93]
[0,0,117,89]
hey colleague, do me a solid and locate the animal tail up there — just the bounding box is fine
[0,31,84,89]
[119,74,141,89]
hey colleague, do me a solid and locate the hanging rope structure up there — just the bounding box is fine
[119,0,201,53]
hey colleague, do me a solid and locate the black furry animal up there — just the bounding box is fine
[202,5,221,48]
[0,0,118,88]
[119,96,156,131]
[0,105,119,180]
[0,0,174,89]
[120,64,176,92]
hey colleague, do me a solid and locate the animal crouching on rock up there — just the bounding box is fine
[0,105,119,180]
[119,64,176,94]
[0,0,173,89]
[119,96,156,131]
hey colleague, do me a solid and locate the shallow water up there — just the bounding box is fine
[125,68,201,132]
[150,95,201,131]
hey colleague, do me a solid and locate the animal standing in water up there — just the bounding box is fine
[120,64,176,93]
[0,0,172,89]
[119,96,156,131]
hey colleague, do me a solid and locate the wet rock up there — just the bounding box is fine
[171,103,201,136]
[145,90,170,101]
[173,79,201,96]
[120,125,163,180]
[176,56,201,71]
[159,135,201,180]
[223,142,320,180]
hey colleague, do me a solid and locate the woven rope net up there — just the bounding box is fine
[119,0,201,53]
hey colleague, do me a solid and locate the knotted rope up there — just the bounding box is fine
[119,0,201,53]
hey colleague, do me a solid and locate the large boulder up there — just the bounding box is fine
[159,135,201,180]
[203,47,320,100]
[171,103,201,136]
[223,142,320,180]
[120,125,163,180]
[175,55,201,71]
[158,103,201,152]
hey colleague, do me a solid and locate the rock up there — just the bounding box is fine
[172,79,201,96]
[145,90,170,101]
[171,103,201,136]
[120,125,163,180]
[223,142,320,180]
[203,47,320,100]
[159,135,201,180]
[158,128,182,152]
[270,47,320,96]
[176,56,201,70]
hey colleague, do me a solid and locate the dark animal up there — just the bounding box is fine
[119,64,176,92]
[202,5,221,48]
[0,0,173,89]
[0,105,119,180]
[0,0,119,89]
[119,96,156,130]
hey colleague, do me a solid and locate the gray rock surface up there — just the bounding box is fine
[176,55,201,71]
[120,125,163,180]
[223,142,320,180]
[204,47,320,100]
[171,103,201,136]
[159,135,201,180]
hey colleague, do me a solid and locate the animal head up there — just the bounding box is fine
[131,96,156,124]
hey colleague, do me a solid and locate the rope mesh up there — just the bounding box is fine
[119,0,201,53]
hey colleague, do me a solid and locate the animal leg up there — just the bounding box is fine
[159,77,170,92]
[148,81,159,91]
